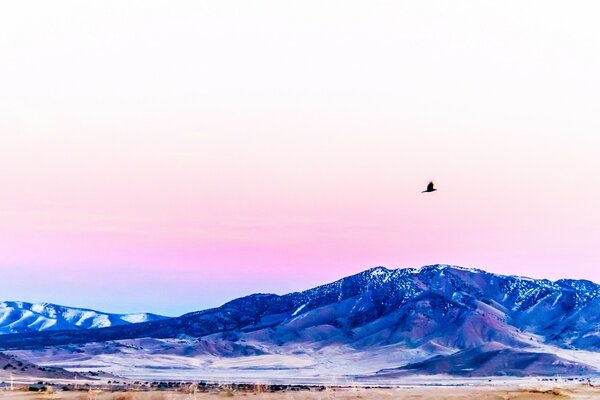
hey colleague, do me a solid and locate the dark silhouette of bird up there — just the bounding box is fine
[422,181,437,193]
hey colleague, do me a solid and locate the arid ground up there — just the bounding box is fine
[2,386,600,400]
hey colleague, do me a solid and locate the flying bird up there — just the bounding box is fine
[422,181,437,193]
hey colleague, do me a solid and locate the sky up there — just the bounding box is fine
[1,1,600,316]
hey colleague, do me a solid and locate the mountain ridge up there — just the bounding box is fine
[2,265,600,377]
[2,264,600,350]
[0,301,167,335]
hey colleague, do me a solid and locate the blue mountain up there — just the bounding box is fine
[2,265,600,377]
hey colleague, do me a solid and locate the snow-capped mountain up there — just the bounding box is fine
[0,301,166,334]
[2,265,600,378]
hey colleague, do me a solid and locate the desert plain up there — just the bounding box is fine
[3,384,600,399]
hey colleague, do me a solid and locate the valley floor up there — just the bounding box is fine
[3,385,600,399]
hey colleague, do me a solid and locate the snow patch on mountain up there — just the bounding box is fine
[0,301,166,334]
[3,264,600,379]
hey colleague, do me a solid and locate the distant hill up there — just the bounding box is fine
[0,301,166,334]
[0,351,81,379]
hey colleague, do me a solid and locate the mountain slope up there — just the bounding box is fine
[0,301,166,334]
[0,351,83,379]
[2,265,600,377]
[3,265,600,351]
[376,343,594,377]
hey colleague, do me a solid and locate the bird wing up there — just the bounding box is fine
[427,181,434,191]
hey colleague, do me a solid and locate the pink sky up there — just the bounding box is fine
[1,1,600,315]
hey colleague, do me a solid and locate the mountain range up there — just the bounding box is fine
[0,301,166,334]
[2,265,600,380]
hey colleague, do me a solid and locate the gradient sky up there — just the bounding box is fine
[1,1,600,316]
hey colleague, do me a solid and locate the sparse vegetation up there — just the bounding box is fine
[0,385,598,399]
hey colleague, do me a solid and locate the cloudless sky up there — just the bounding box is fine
[1,1,599,316]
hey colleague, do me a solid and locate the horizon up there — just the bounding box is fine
[2,262,598,317]
[2,1,600,315]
